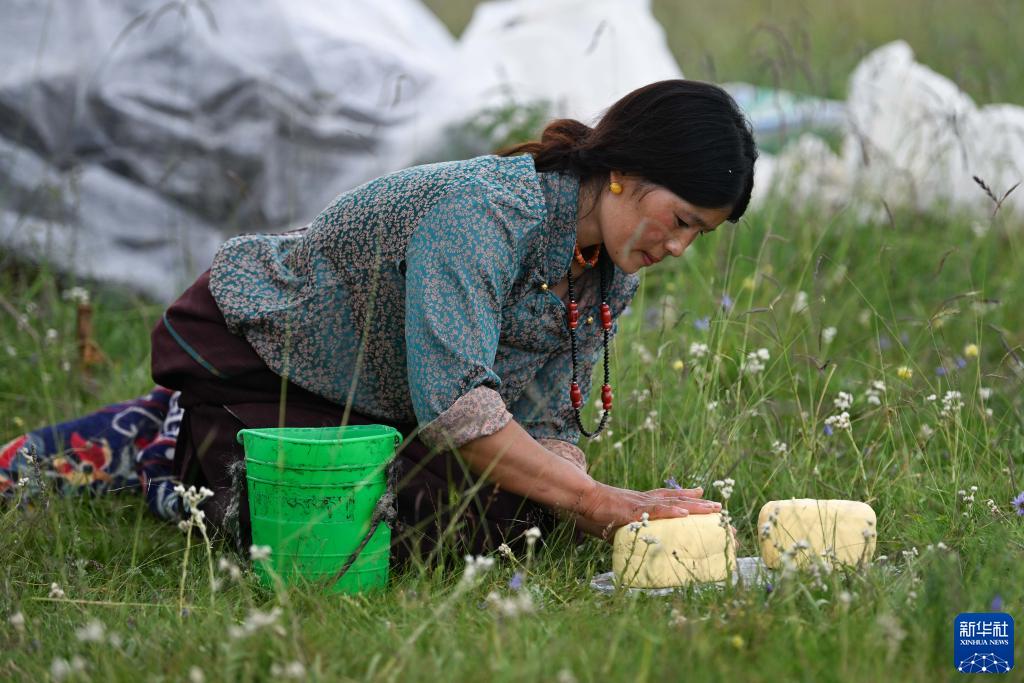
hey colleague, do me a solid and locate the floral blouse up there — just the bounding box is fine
[209,154,639,460]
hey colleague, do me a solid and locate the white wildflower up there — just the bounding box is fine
[461,555,495,585]
[44,328,58,344]
[959,487,977,505]
[270,661,307,680]
[75,619,106,643]
[865,381,885,406]
[771,440,788,456]
[838,590,853,606]
[706,401,719,412]
[188,667,206,683]
[4,345,15,358]
[228,607,284,640]
[557,668,579,683]
[631,388,651,403]
[524,526,542,546]
[632,342,654,364]
[249,545,272,562]
[979,387,992,401]
[8,611,25,632]
[940,391,963,418]
[833,392,854,410]
[822,326,837,345]
[177,485,216,533]
[49,650,86,678]
[641,511,650,527]
[742,349,768,375]
[918,424,934,440]
[497,543,513,559]
[689,342,709,359]
[711,478,735,501]
[218,556,242,581]
[824,412,852,431]
[640,535,659,545]
[49,582,66,599]
[62,287,92,305]
[485,590,535,618]
[50,658,72,682]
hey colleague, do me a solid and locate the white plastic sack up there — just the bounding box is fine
[397,0,684,162]
[0,0,455,301]
[754,41,1024,221]
[843,41,1024,218]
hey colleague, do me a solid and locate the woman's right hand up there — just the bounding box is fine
[574,480,722,541]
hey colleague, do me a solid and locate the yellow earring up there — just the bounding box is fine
[609,181,623,195]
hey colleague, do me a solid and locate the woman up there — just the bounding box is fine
[2,79,757,564]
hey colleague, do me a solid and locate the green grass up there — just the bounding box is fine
[425,0,1024,106]
[2,198,1022,681]
[3,3,1024,681]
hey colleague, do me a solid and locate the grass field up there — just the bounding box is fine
[2,2,1024,682]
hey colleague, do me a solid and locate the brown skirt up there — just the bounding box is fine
[151,271,557,567]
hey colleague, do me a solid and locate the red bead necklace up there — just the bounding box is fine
[566,244,612,438]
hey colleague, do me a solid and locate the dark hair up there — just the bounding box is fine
[499,80,758,222]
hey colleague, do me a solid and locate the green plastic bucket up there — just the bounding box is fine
[237,425,402,594]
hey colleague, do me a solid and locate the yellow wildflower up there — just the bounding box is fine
[896,366,913,380]
[671,359,685,371]
[963,343,979,358]
[742,276,756,290]
[729,634,745,649]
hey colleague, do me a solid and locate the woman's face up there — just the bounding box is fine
[589,173,734,275]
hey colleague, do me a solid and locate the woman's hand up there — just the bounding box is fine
[573,481,722,540]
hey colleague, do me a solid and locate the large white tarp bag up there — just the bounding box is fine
[842,41,1024,218]
[401,0,685,162]
[0,0,455,301]
[754,41,1024,220]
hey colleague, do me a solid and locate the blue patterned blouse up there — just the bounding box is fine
[209,154,639,458]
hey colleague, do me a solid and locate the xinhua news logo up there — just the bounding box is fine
[954,612,1014,674]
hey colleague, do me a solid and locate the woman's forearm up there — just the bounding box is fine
[455,418,719,538]
[456,419,597,516]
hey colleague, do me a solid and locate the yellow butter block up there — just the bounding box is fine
[612,514,737,588]
[758,499,876,569]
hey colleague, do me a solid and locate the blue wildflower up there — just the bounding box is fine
[823,424,834,436]
[935,366,947,376]
[955,356,967,369]
[991,594,1004,611]
[1012,491,1024,516]
[879,336,892,350]
[665,476,682,490]
[695,316,711,331]
[720,294,734,311]
[509,571,524,591]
